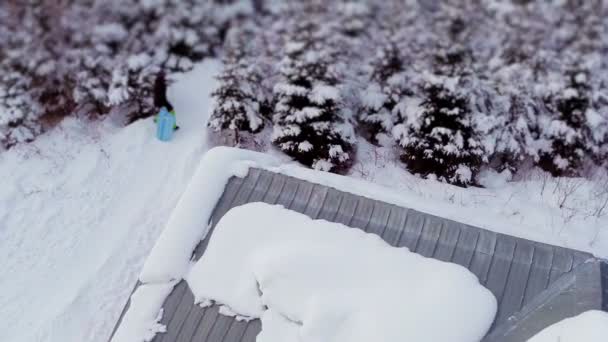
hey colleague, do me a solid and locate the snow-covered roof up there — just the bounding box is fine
[110,162,606,342]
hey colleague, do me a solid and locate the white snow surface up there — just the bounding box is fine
[110,282,176,342]
[0,59,221,342]
[3,57,608,342]
[527,310,608,342]
[187,203,497,342]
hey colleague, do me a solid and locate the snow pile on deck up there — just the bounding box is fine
[527,310,608,342]
[187,203,497,342]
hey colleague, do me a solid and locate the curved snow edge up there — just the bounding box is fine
[140,146,281,283]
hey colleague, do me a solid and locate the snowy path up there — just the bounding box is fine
[0,60,221,342]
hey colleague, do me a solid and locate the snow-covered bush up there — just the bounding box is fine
[0,0,253,148]
[208,23,267,136]
[394,75,484,187]
[358,37,408,144]
[537,70,591,176]
[271,8,354,173]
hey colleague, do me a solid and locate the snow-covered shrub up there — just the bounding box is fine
[537,70,591,176]
[271,10,354,173]
[358,38,407,144]
[208,23,266,136]
[0,0,252,148]
[394,75,484,187]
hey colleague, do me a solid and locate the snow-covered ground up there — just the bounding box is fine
[350,139,608,258]
[0,60,221,342]
[2,58,607,342]
[187,203,496,342]
[527,310,608,342]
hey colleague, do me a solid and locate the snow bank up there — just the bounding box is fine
[187,203,497,342]
[110,282,176,342]
[140,147,280,283]
[0,59,222,342]
[527,310,608,342]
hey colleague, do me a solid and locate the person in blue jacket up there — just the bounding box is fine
[154,70,179,130]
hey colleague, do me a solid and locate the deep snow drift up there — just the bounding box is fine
[0,60,221,342]
[527,310,608,342]
[187,203,497,342]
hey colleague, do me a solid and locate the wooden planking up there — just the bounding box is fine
[415,216,443,258]
[398,210,426,250]
[332,194,359,226]
[365,201,392,236]
[288,180,314,213]
[261,174,286,204]
[230,169,262,208]
[190,306,220,341]
[128,169,599,342]
[469,230,497,284]
[246,171,274,203]
[348,197,375,229]
[174,305,205,342]
[433,220,461,262]
[316,188,343,221]
[548,248,574,284]
[204,314,234,342]
[240,320,262,341]
[158,287,196,342]
[274,176,299,208]
[522,245,554,306]
[451,227,479,268]
[381,207,409,246]
[484,238,516,325]
[222,319,249,342]
[153,282,189,342]
[602,262,608,311]
[497,241,535,323]
[303,184,329,219]
[208,176,245,226]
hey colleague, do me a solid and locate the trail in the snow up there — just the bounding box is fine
[0,60,221,342]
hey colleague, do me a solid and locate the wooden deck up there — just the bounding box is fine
[112,168,604,342]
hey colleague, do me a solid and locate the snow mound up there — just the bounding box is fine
[527,310,608,342]
[187,203,497,342]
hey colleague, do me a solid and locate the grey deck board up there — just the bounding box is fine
[522,245,554,306]
[222,320,249,342]
[114,168,600,342]
[469,231,497,284]
[497,241,535,323]
[602,262,608,311]
[398,210,425,250]
[303,184,329,219]
[274,176,299,208]
[349,197,374,229]
[230,169,261,208]
[484,237,517,323]
[190,306,219,341]
[209,176,245,226]
[288,180,313,212]
[332,194,358,225]
[415,216,443,257]
[261,173,286,204]
[451,228,479,267]
[205,314,234,342]
[381,207,409,246]
[240,321,262,341]
[549,248,574,284]
[434,220,461,262]
[158,286,195,342]
[246,170,274,203]
[175,305,205,342]
[316,188,343,221]
[365,201,392,236]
